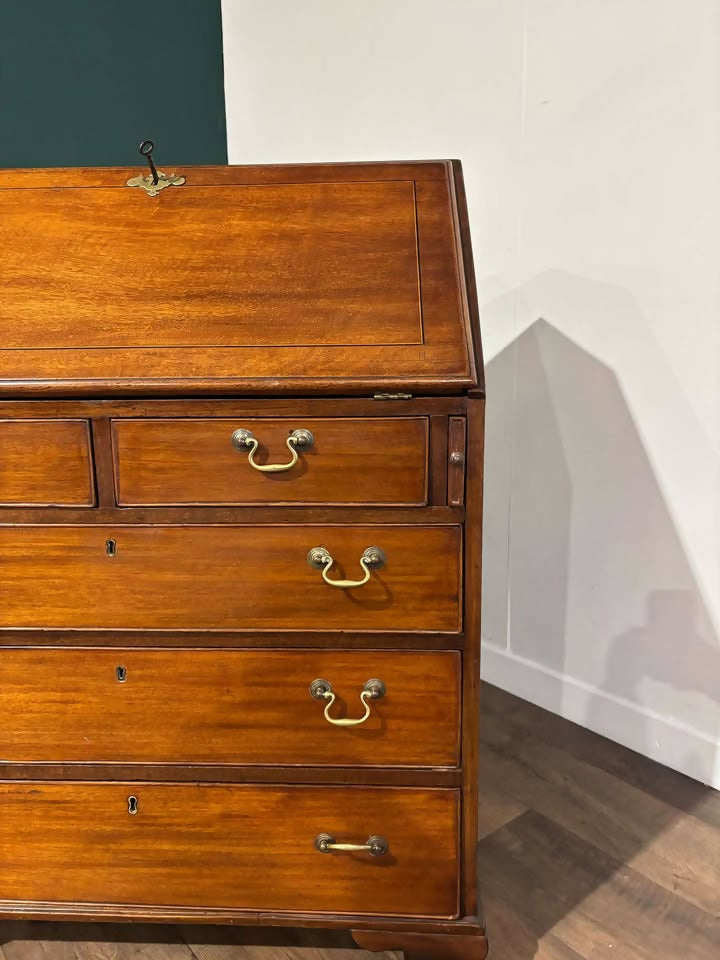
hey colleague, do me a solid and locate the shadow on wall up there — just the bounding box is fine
[482,303,720,784]
[478,298,720,956]
[482,314,571,703]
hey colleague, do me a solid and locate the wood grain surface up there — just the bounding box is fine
[112,418,429,506]
[0,162,477,395]
[0,648,460,767]
[0,157,486,957]
[0,524,462,632]
[0,420,93,506]
[2,685,718,957]
[0,783,459,918]
[0,183,421,350]
[447,417,466,508]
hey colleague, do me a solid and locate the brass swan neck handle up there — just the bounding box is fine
[309,677,386,727]
[306,545,386,589]
[232,427,314,473]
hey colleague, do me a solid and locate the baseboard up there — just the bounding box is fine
[481,641,720,790]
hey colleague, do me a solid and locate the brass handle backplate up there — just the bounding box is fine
[314,833,388,856]
[306,545,385,588]
[231,428,314,473]
[309,677,386,727]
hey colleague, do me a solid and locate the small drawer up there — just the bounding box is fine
[0,419,94,506]
[0,782,460,918]
[0,649,460,767]
[0,524,461,632]
[111,417,428,506]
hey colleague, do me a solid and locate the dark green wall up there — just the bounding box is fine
[0,1,227,167]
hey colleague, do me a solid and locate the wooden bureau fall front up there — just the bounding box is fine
[0,159,487,960]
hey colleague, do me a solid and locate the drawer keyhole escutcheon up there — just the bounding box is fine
[307,545,385,589]
[309,678,386,727]
[231,427,314,473]
[127,795,139,815]
[105,539,117,557]
[314,833,389,857]
[116,666,127,683]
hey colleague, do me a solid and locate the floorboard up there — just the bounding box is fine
[479,725,720,915]
[480,808,720,959]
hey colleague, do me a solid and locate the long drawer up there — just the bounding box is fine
[0,783,459,918]
[0,648,460,767]
[0,524,461,632]
[112,417,429,506]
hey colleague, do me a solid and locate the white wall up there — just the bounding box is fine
[221,0,720,788]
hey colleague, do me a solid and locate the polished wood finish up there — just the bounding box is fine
[352,929,488,960]
[459,403,485,918]
[0,764,460,788]
[0,629,463,651]
[428,416,449,504]
[0,783,459,918]
[0,161,452,189]
[90,417,117,508]
[112,418,429,506]
[0,420,93,506]
[447,417,466,508]
[449,162,485,391]
[0,162,477,397]
[0,160,486,960]
[0,648,460,767]
[0,506,463,527]
[1,182,421,350]
[0,524,461,632]
[0,397,467,418]
[2,685,718,957]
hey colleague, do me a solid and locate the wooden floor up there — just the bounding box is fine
[1,682,718,959]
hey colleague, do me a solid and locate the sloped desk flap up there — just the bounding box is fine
[0,161,481,396]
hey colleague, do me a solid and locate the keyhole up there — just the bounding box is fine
[128,795,139,815]
[106,539,117,557]
[116,666,127,683]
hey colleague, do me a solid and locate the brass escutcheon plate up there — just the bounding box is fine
[126,171,186,197]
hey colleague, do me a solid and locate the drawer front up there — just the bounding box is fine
[0,525,461,632]
[0,649,460,767]
[0,783,459,918]
[112,417,428,506]
[0,420,94,506]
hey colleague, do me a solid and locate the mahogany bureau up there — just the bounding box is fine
[0,157,487,960]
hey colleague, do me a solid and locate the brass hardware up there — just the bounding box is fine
[314,833,388,856]
[127,795,139,815]
[105,539,117,557]
[127,139,185,197]
[306,545,385,588]
[309,678,386,727]
[373,392,412,400]
[450,451,465,466]
[140,139,159,184]
[231,427,314,473]
[116,666,127,683]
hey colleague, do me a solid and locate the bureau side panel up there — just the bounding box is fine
[462,398,485,918]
